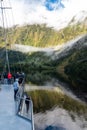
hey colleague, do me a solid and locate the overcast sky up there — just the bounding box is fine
[0,0,87,29]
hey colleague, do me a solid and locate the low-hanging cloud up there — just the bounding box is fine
[0,0,87,29]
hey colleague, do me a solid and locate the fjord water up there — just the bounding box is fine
[25,71,87,130]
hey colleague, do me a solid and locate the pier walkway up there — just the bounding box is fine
[0,84,32,130]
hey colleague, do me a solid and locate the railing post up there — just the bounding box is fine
[15,77,34,130]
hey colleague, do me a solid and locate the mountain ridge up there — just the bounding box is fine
[1,20,86,48]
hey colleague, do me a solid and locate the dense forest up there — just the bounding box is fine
[0,22,87,100]
[0,21,87,47]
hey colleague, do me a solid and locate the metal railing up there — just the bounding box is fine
[15,78,34,130]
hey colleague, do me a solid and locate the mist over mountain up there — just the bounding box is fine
[0,0,87,30]
[0,1,87,130]
[0,0,87,101]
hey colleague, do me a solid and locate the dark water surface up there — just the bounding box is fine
[25,71,87,130]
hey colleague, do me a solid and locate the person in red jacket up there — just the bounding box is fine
[7,72,12,84]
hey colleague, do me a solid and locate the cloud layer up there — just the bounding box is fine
[0,0,87,29]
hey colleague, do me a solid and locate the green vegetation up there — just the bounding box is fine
[0,20,87,123]
[0,23,87,47]
[26,89,87,117]
[8,51,55,72]
[0,43,87,94]
[55,46,87,93]
[0,49,56,84]
[0,22,87,96]
[64,47,87,90]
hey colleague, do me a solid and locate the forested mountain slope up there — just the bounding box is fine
[0,22,87,47]
[0,21,87,100]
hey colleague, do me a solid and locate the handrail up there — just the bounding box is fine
[16,94,34,130]
[15,78,34,130]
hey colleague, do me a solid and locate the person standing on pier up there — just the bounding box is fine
[13,79,19,100]
[7,72,12,84]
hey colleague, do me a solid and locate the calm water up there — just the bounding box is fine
[25,71,87,130]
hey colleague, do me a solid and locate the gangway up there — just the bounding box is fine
[0,83,34,130]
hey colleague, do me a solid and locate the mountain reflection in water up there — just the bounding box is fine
[45,125,66,130]
[34,107,87,130]
[25,71,87,130]
[26,71,79,101]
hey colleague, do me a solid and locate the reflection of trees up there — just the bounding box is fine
[27,90,87,116]
[64,48,87,92]
[26,71,57,85]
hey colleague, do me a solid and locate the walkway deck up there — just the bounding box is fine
[0,84,32,130]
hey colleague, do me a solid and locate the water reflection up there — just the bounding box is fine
[26,70,56,85]
[25,71,87,130]
[45,126,66,130]
[27,90,87,115]
[26,70,81,103]
[34,107,87,130]
[26,70,87,102]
